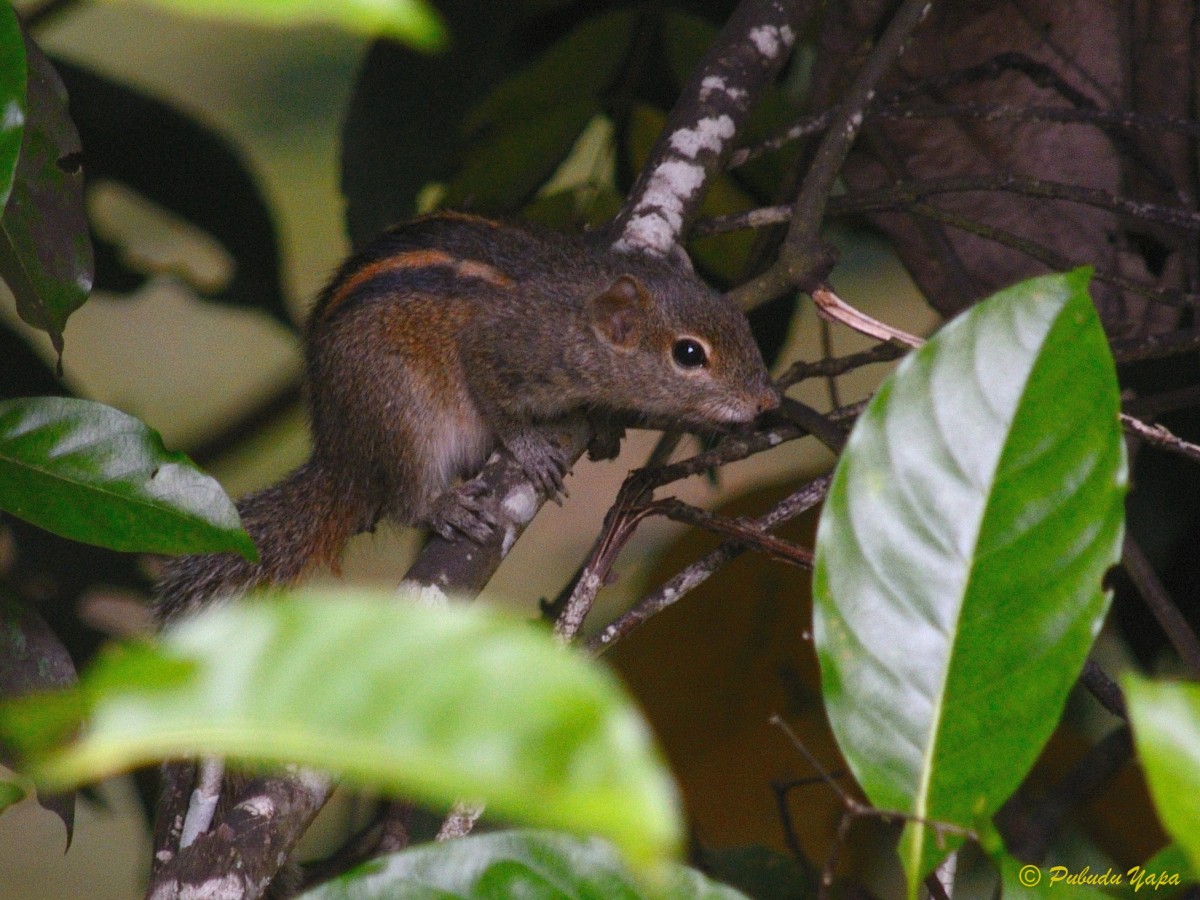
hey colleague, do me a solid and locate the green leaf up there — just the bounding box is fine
[97,0,445,49]
[1139,843,1195,886]
[302,830,747,899]
[0,3,25,210]
[20,592,683,867]
[812,270,1127,894]
[0,36,92,358]
[0,397,255,559]
[0,777,25,814]
[1125,677,1200,878]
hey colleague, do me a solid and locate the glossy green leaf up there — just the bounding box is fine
[0,3,25,210]
[1125,677,1200,877]
[98,0,445,49]
[813,270,1127,894]
[302,830,746,900]
[21,592,683,867]
[0,37,92,358]
[0,397,255,559]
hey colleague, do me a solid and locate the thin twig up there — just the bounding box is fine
[1124,384,1200,419]
[811,285,925,347]
[1112,326,1200,363]
[727,0,934,308]
[778,342,908,388]
[1079,658,1127,720]
[769,715,978,896]
[587,474,833,653]
[1121,413,1200,465]
[732,99,1200,168]
[1122,535,1200,677]
[653,498,815,567]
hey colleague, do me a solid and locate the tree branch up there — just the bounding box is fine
[604,0,811,255]
[728,0,934,308]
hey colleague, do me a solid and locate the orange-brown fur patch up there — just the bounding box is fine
[455,259,513,286]
[322,250,456,320]
[321,249,512,320]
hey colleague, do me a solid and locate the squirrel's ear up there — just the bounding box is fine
[589,275,650,349]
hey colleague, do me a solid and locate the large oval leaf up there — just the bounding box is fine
[1124,676,1200,877]
[0,3,24,210]
[16,591,683,868]
[302,830,747,900]
[0,397,255,558]
[812,270,1127,892]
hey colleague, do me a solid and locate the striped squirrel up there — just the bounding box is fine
[157,212,778,619]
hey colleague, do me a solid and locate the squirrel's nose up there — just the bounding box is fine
[755,385,781,415]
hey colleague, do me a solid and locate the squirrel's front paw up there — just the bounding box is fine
[587,421,625,462]
[426,480,497,542]
[505,429,570,502]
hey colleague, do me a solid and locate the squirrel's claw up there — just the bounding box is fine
[506,429,570,503]
[427,482,497,543]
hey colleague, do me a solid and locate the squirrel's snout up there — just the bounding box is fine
[754,385,781,415]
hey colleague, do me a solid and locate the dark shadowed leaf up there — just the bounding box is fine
[813,270,1127,894]
[302,830,747,899]
[693,844,816,900]
[465,9,636,134]
[0,598,76,840]
[21,592,682,868]
[441,10,636,214]
[342,2,533,244]
[0,397,255,559]
[52,60,291,328]
[445,98,600,213]
[0,3,24,209]
[0,36,92,359]
[0,322,61,401]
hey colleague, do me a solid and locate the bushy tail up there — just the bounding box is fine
[156,460,370,623]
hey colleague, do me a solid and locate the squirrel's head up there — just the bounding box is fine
[585,264,779,429]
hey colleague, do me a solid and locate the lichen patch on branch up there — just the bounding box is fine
[669,115,736,159]
[616,160,707,255]
[748,23,795,58]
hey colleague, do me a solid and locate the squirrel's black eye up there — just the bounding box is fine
[672,337,708,369]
